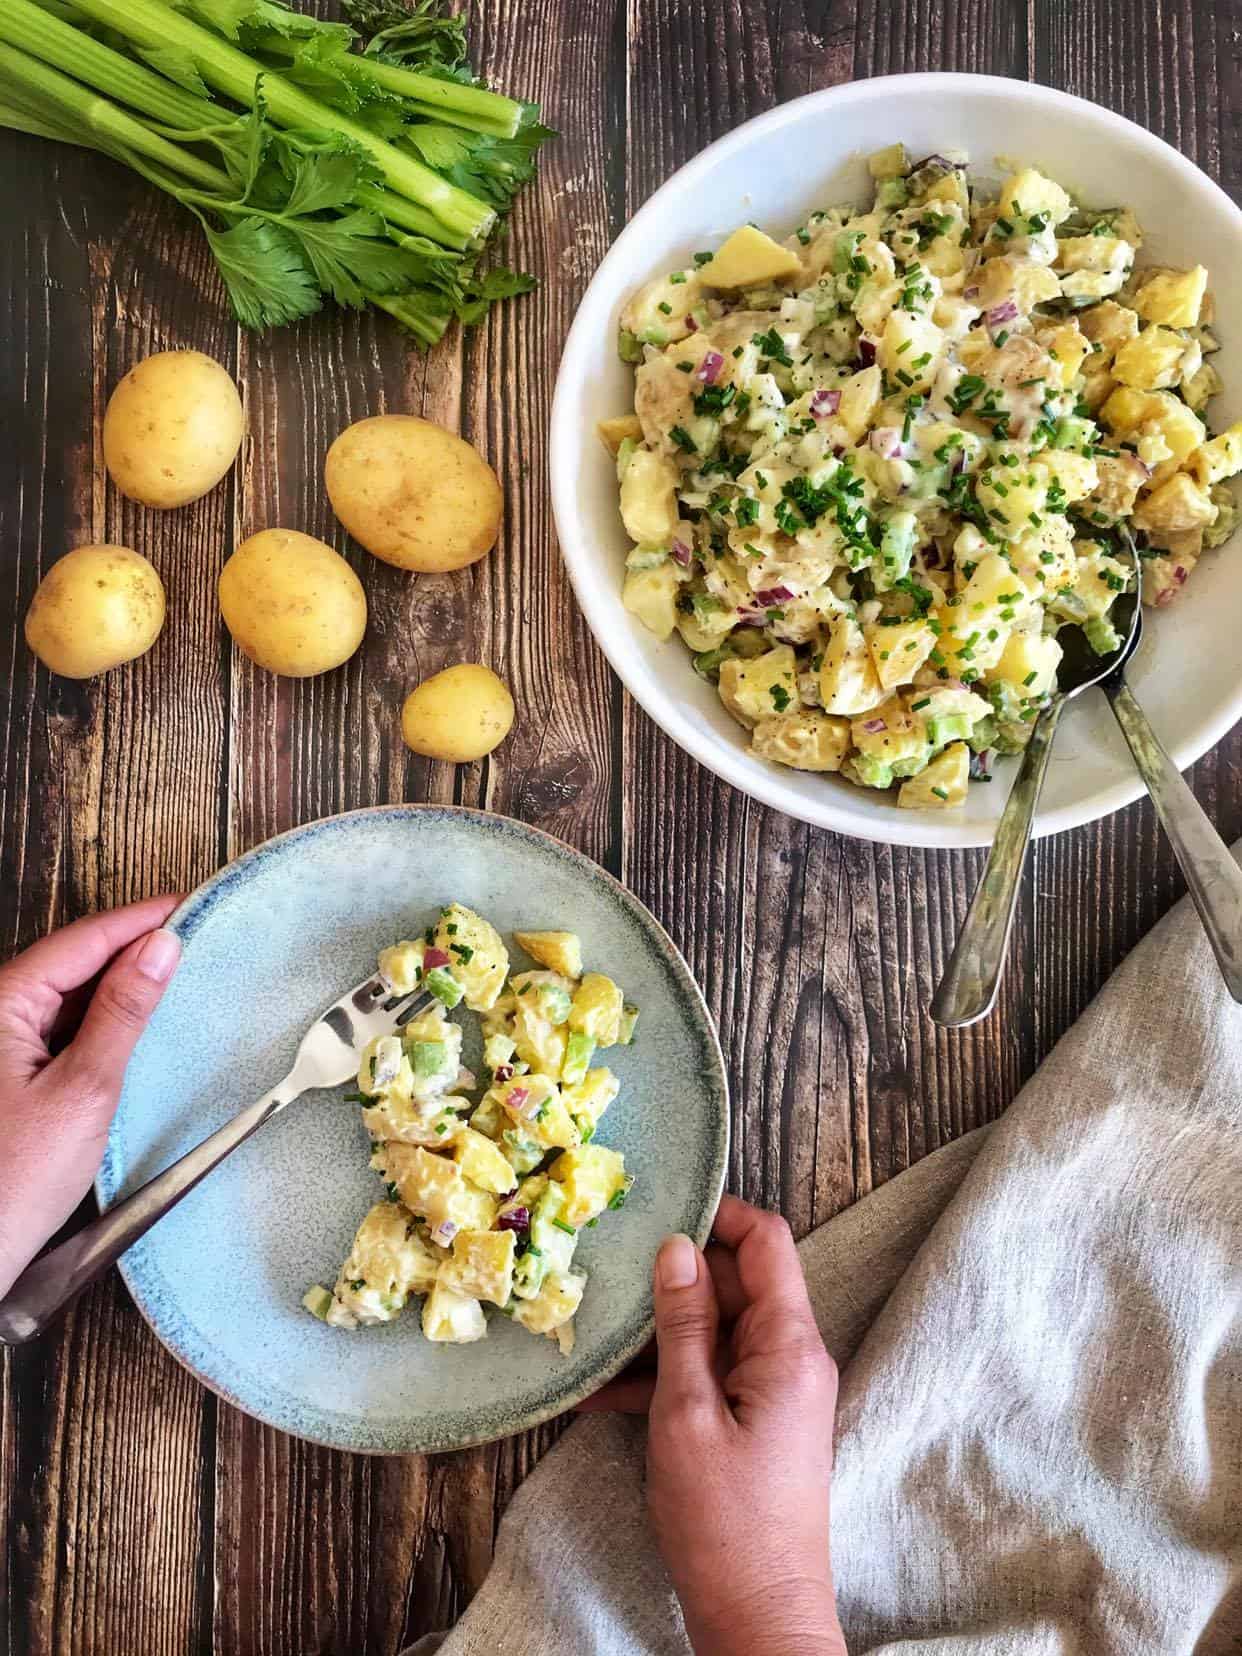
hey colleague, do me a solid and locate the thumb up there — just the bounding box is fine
[58,927,181,1097]
[651,1234,722,1420]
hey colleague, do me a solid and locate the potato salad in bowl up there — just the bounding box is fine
[607,149,1242,809]
[303,904,637,1356]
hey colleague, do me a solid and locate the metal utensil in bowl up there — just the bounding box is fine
[934,540,1242,1027]
[0,973,431,1344]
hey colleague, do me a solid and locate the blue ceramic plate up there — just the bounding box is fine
[97,806,728,1454]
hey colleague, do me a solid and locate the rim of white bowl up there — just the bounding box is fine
[550,72,1242,849]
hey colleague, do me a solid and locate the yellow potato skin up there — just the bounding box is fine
[218,529,367,678]
[401,664,514,762]
[103,350,245,509]
[25,543,165,679]
[325,414,502,573]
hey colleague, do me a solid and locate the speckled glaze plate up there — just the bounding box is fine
[97,806,728,1454]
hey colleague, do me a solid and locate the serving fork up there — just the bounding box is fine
[933,540,1242,1026]
[0,970,431,1345]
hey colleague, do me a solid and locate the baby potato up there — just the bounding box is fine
[103,350,244,509]
[325,414,502,572]
[25,543,165,679]
[401,664,514,762]
[218,529,366,678]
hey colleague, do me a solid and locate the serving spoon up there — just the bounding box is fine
[933,543,1242,1027]
[0,972,431,1344]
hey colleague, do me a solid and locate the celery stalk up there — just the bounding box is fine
[51,0,497,246]
[0,41,236,191]
[350,57,523,140]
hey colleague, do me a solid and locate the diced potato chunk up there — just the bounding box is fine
[878,310,945,393]
[377,940,424,994]
[897,742,971,808]
[865,618,938,690]
[375,1143,498,1240]
[623,563,682,641]
[1189,422,1242,488]
[598,414,643,456]
[1035,320,1089,388]
[433,903,509,1012]
[957,552,1037,625]
[751,709,852,771]
[698,225,801,289]
[549,1143,629,1228]
[1101,387,1205,485]
[514,930,583,979]
[569,973,625,1046]
[619,446,680,544]
[1132,266,1208,328]
[718,645,799,728]
[422,1281,487,1343]
[986,628,1062,700]
[563,1067,620,1135]
[329,1201,441,1327]
[1112,326,1188,391]
[836,365,882,441]
[850,697,928,773]
[1078,300,1139,361]
[975,257,1060,312]
[819,615,886,716]
[1033,449,1099,504]
[437,1229,516,1307]
[620,271,703,345]
[1132,473,1218,535]
[998,167,1073,225]
[511,1270,586,1341]
[975,467,1048,538]
[452,1127,519,1196]
[1073,544,1132,618]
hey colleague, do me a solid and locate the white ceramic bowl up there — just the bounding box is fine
[551,74,1242,848]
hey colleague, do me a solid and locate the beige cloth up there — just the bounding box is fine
[416,873,1242,1655]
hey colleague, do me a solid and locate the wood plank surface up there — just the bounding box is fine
[2,1,1240,1651]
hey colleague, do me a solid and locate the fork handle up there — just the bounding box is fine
[931,696,1065,1027]
[1102,678,1242,1002]
[0,1085,291,1345]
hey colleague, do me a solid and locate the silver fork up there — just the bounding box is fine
[0,972,431,1345]
[933,538,1242,1026]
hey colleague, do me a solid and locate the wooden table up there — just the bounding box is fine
[2,2,1239,1650]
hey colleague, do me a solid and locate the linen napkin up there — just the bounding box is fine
[412,869,1242,1655]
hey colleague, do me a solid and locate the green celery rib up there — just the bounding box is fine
[0,90,94,146]
[374,292,451,346]
[4,0,218,129]
[349,57,522,140]
[0,40,236,191]
[57,0,496,246]
[7,0,471,249]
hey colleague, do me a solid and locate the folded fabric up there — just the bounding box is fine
[417,870,1242,1655]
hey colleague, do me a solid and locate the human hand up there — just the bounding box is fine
[0,896,182,1300]
[585,1196,846,1656]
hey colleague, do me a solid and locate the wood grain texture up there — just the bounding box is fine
[2,1,1241,1650]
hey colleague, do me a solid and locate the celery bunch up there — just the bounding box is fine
[0,0,552,343]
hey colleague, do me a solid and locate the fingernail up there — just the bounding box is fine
[658,1234,699,1290]
[137,928,181,983]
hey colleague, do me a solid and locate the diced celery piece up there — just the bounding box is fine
[408,1040,448,1079]
[1084,615,1121,655]
[562,1031,595,1087]
[617,1004,639,1045]
[618,328,644,362]
[424,967,463,1009]
[302,1285,333,1322]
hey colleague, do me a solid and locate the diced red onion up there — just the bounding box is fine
[1133,455,1153,479]
[969,749,994,782]
[493,1063,513,1083]
[944,678,967,692]
[432,1219,458,1246]
[670,539,693,568]
[964,284,980,299]
[986,299,1019,328]
[423,946,450,969]
[869,426,905,460]
[505,1084,531,1111]
[949,448,967,477]
[696,350,724,384]
[857,338,877,367]
[735,609,768,628]
[915,154,959,173]
[754,585,797,604]
[810,388,842,418]
[861,718,887,734]
[685,314,698,333]
[455,1066,476,1090]
[496,1207,531,1234]
[1157,586,1177,606]
[1173,566,1188,584]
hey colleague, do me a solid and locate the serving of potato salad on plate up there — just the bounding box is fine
[303,904,637,1354]
[608,148,1242,807]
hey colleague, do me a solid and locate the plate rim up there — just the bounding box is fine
[96,802,730,1455]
